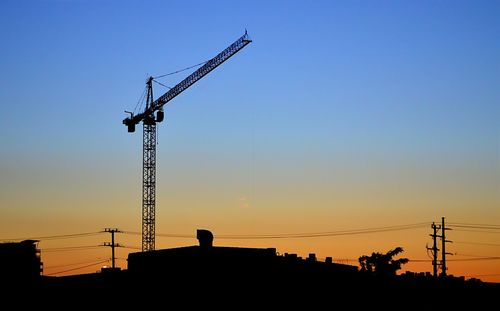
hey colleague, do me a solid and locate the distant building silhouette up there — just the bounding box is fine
[127,229,358,286]
[0,240,42,280]
[2,231,498,309]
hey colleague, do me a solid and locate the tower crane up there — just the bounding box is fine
[123,31,252,251]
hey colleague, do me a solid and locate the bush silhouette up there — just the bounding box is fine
[359,247,409,276]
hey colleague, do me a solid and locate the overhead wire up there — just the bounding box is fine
[465,273,500,277]
[45,259,109,276]
[121,231,193,238]
[407,257,500,262]
[447,257,500,261]
[454,253,499,258]
[122,222,429,240]
[4,220,494,277]
[42,245,104,253]
[0,231,103,242]
[449,228,500,234]
[1,222,430,243]
[44,257,108,270]
[120,245,141,250]
[448,224,500,230]
[448,222,500,228]
[212,222,430,239]
[6,225,495,276]
[454,241,500,247]
[407,259,433,262]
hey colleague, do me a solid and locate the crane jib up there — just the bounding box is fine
[123,32,251,128]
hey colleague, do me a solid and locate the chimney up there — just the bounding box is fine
[196,229,213,249]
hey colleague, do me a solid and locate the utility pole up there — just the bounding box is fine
[427,222,440,277]
[104,228,121,269]
[439,217,453,277]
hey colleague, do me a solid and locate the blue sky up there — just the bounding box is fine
[1,0,498,157]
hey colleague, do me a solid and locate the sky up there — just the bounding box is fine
[0,0,499,281]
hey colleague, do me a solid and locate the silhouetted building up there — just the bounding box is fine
[0,240,42,280]
[127,229,358,290]
[128,241,279,280]
[4,232,498,309]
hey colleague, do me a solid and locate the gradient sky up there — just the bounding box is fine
[1,0,499,281]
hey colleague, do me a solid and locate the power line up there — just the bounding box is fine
[407,257,500,262]
[448,222,500,228]
[122,231,194,238]
[42,245,103,252]
[0,231,103,242]
[45,259,109,276]
[0,222,432,243]
[447,257,500,261]
[455,253,500,258]
[123,222,430,240]
[44,257,108,270]
[120,245,141,250]
[465,273,500,277]
[454,241,500,247]
[451,228,500,234]
[408,259,433,262]
[215,222,430,239]
[448,224,500,230]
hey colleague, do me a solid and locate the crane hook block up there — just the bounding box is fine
[156,110,164,123]
[127,123,136,133]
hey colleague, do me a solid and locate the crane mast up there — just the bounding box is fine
[142,77,156,252]
[123,32,252,251]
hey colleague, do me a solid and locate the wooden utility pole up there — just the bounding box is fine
[104,228,121,269]
[428,222,440,277]
[439,217,452,277]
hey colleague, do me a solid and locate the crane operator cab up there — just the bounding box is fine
[124,109,164,133]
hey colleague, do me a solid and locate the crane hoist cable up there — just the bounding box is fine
[153,60,209,79]
[152,79,171,90]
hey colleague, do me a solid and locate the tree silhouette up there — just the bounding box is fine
[359,247,409,276]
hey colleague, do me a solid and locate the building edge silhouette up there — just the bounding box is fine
[1,230,498,308]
